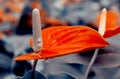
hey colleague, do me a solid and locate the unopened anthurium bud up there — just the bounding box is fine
[32,8,42,52]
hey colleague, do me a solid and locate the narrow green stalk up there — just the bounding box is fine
[84,49,99,79]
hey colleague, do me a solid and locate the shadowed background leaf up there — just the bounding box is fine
[0,53,11,70]
[17,70,46,79]
[47,73,76,79]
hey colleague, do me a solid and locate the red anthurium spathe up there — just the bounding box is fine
[14,26,109,60]
[97,10,120,38]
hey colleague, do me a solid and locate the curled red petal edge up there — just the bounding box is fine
[104,26,120,38]
[14,52,41,60]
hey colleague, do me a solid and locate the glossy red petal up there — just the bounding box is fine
[14,50,58,60]
[15,26,109,60]
[40,26,109,58]
[42,26,109,48]
[30,26,69,48]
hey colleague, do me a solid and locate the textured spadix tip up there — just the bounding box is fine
[33,8,39,13]
[102,8,107,12]
[32,8,42,52]
[98,8,107,36]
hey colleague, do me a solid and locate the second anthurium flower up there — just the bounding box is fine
[14,9,109,61]
[96,10,120,38]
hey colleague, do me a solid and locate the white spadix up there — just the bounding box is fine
[32,8,42,52]
[98,8,107,36]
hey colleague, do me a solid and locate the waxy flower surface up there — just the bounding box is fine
[15,26,109,60]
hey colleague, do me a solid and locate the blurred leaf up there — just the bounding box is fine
[12,61,32,76]
[47,73,76,79]
[47,35,120,68]
[2,74,17,79]
[94,67,120,79]
[17,70,46,79]
[43,63,84,79]
[0,53,11,70]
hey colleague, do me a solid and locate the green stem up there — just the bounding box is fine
[84,49,99,79]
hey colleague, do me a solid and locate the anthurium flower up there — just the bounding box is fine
[84,8,107,79]
[14,26,109,60]
[14,8,109,61]
[96,10,120,38]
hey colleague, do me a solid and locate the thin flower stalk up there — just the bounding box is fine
[32,8,42,74]
[32,8,42,52]
[84,8,107,79]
